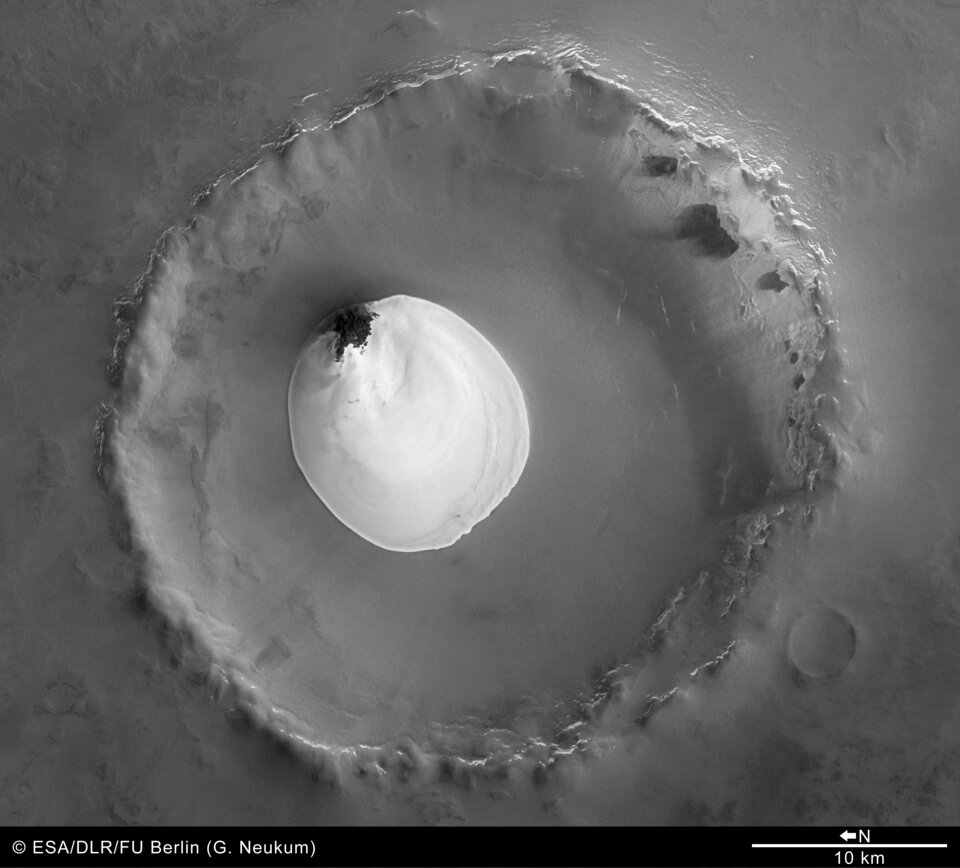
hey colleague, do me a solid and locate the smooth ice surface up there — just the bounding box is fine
[289,295,529,552]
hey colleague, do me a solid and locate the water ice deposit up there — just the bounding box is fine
[288,295,529,552]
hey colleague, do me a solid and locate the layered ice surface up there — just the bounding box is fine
[288,295,530,552]
[108,54,843,772]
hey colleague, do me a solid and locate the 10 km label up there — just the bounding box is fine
[836,852,884,865]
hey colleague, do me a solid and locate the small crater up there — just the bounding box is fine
[676,204,739,258]
[787,608,857,679]
[41,682,79,714]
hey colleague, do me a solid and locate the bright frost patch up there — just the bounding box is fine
[288,296,529,552]
[105,53,847,780]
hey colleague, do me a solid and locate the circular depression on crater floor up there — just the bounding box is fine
[788,607,857,680]
[106,54,842,770]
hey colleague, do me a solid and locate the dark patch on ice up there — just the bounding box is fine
[327,304,378,362]
[676,204,739,258]
[756,270,789,292]
[642,154,678,177]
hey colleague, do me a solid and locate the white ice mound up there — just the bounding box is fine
[289,295,529,552]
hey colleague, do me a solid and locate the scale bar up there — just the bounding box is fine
[752,844,948,849]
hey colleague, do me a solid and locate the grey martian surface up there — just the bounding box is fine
[2,0,960,827]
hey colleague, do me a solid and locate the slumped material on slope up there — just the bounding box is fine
[288,295,530,552]
[106,53,845,776]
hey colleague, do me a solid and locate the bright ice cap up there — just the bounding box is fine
[288,295,530,552]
